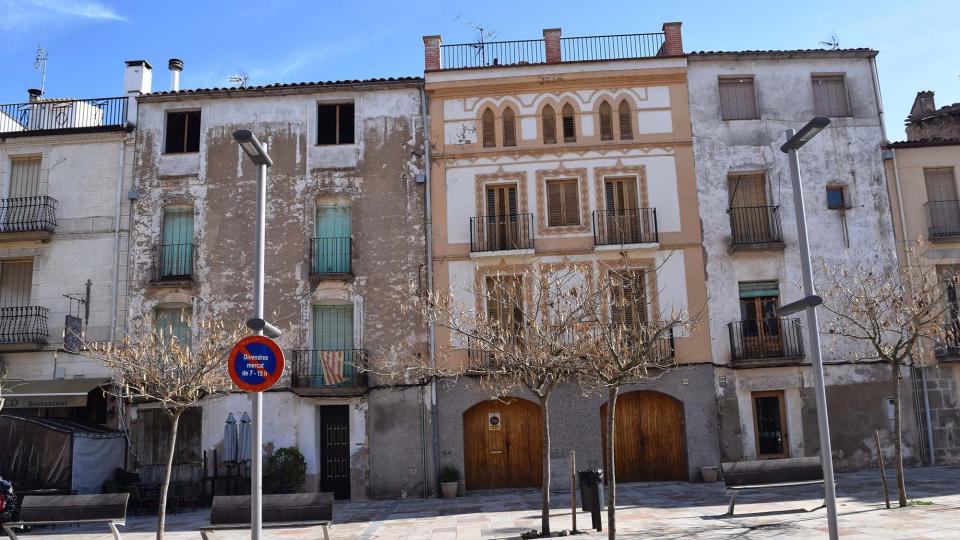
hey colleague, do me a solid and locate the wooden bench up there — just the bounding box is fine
[2,493,128,540]
[721,457,826,515]
[200,493,333,540]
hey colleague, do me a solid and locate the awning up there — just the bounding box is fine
[1,378,109,409]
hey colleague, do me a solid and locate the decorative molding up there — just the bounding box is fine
[595,256,661,323]
[534,166,590,236]
[474,170,528,219]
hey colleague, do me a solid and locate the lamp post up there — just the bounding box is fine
[778,116,838,540]
[232,129,272,540]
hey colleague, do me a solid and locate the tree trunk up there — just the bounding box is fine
[605,386,619,540]
[538,395,552,537]
[891,362,908,507]
[156,409,182,540]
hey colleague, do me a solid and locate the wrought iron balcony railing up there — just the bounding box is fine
[0,97,128,136]
[153,243,195,281]
[291,349,367,388]
[728,206,784,248]
[0,306,49,344]
[470,213,534,253]
[0,196,57,233]
[311,237,352,275]
[728,319,804,362]
[925,200,960,240]
[593,208,658,246]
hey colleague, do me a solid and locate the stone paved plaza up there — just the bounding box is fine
[11,466,960,539]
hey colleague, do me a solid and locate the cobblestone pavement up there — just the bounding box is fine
[10,465,960,539]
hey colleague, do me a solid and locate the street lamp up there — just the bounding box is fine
[779,117,839,540]
[233,129,271,540]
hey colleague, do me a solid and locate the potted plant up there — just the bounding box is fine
[701,465,719,483]
[265,447,307,493]
[439,465,459,498]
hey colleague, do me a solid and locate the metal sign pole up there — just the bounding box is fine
[251,160,267,540]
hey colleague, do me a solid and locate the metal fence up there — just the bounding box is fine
[0,306,49,344]
[0,97,127,135]
[154,243,195,281]
[470,213,534,252]
[593,208,658,246]
[728,319,804,361]
[925,200,960,239]
[728,206,784,247]
[291,349,367,387]
[0,196,57,232]
[560,33,666,62]
[310,237,352,275]
[439,33,666,69]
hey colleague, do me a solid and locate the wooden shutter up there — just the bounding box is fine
[482,108,496,148]
[486,275,522,329]
[618,100,633,140]
[547,181,563,226]
[812,76,850,117]
[8,157,41,198]
[0,260,33,307]
[728,174,768,207]
[599,102,614,141]
[924,168,958,201]
[502,108,516,147]
[546,179,579,227]
[610,270,646,326]
[313,304,354,350]
[562,104,576,142]
[563,180,579,225]
[155,307,192,349]
[718,78,759,120]
[605,177,638,211]
[542,105,556,144]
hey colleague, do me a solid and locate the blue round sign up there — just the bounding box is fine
[228,335,285,392]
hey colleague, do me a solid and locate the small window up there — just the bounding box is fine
[812,75,851,117]
[598,101,614,141]
[718,77,759,121]
[317,103,355,145]
[481,108,496,148]
[502,108,516,147]
[561,104,576,143]
[542,105,557,144]
[618,100,633,140]
[826,186,848,209]
[164,111,201,153]
[546,179,580,227]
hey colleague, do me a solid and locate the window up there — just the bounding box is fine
[484,184,521,250]
[486,275,524,334]
[718,77,759,120]
[826,186,848,209]
[812,75,850,117]
[542,105,557,144]
[618,100,633,140]
[159,207,194,279]
[502,108,516,147]
[8,157,41,198]
[546,179,580,227]
[310,304,357,385]
[924,167,958,202]
[924,167,960,237]
[739,281,782,353]
[164,111,201,153]
[0,260,32,307]
[609,269,647,326]
[561,104,576,142]
[599,101,614,141]
[314,204,352,274]
[752,390,789,458]
[155,306,192,349]
[317,103,355,145]
[481,108,496,148]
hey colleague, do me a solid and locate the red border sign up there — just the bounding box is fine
[228,335,285,392]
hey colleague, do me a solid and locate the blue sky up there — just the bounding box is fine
[1,0,957,140]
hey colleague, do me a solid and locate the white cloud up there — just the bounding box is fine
[30,0,125,20]
[0,0,124,31]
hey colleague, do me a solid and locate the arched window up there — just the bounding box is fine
[598,101,614,141]
[542,104,557,144]
[561,104,576,143]
[618,100,634,140]
[502,107,517,147]
[481,108,496,148]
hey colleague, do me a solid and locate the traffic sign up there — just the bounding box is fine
[228,335,285,392]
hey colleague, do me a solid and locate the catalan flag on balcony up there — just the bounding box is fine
[319,350,345,385]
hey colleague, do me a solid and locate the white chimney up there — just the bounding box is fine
[168,58,183,92]
[123,60,152,126]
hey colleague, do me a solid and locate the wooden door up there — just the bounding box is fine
[728,174,770,243]
[312,305,354,386]
[604,177,639,243]
[463,398,543,490]
[485,185,519,250]
[320,405,351,499]
[752,391,789,458]
[740,295,783,356]
[600,391,685,482]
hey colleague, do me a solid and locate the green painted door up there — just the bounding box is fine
[162,208,194,278]
[314,205,351,274]
[312,304,354,385]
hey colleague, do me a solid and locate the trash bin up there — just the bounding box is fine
[577,468,604,531]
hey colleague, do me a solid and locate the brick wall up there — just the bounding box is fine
[543,28,561,63]
[423,35,441,71]
[661,22,683,56]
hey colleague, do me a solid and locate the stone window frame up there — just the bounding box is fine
[474,170,528,219]
[473,261,533,322]
[534,166,589,236]
[593,163,650,216]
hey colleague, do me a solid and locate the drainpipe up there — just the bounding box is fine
[110,137,127,341]
[419,85,440,497]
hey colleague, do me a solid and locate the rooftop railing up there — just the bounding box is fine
[0,97,128,136]
[560,33,666,62]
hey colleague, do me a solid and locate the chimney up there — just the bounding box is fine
[660,22,684,56]
[27,88,42,102]
[168,58,183,92]
[423,35,442,71]
[543,28,562,63]
[124,60,153,126]
[910,90,936,118]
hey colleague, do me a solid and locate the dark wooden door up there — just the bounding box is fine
[320,405,350,499]
[485,185,519,250]
[604,177,639,243]
[463,399,543,490]
[600,391,685,482]
[740,295,783,356]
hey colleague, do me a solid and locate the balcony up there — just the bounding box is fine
[469,213,534,254]
[291,349,368,396]
[925,200,960,241]
[593,208,658,248]
[728,319,804,367]
[439,33,667,70]
[310,237,352,278]
[728,206,786,252]
[151,243,195,283]
[0,306,49,350]
[0,196,58,242]
[0,97,128,137]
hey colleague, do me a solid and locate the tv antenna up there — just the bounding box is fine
[228,72,249,88]
[453,15,499,66]
[820,33,839,50]
[34,44,48,97]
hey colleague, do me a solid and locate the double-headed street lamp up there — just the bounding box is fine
[778,116,839,540]
[233,129,272,540]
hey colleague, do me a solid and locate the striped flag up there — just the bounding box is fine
[319,350,345,385]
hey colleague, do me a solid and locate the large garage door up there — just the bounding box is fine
[463,398,543,490]
[600,391,686,482]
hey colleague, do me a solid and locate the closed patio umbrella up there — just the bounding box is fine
[237,412,252,462]
[222,413,238,463]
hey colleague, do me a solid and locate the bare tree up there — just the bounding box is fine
[817,252,956,507]
[85,312,245,540]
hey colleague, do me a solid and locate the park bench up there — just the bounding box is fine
[2,493,129,540]
[200,492,333,540]
[721,456,826,515]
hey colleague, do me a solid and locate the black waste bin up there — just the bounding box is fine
[577,468,604,531]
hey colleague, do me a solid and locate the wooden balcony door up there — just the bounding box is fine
[0,260,32,308]
[604,177,639,244]
[728,174,770,243]
[925,167,960,233]
[312,304,354,386]
[3,157,41,230]
[485,184,519,250]
[315,204,351,273]
[739,282,782,357]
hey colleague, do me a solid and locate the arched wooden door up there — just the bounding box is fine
[600,391,686,482]
[463,398,543,490]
